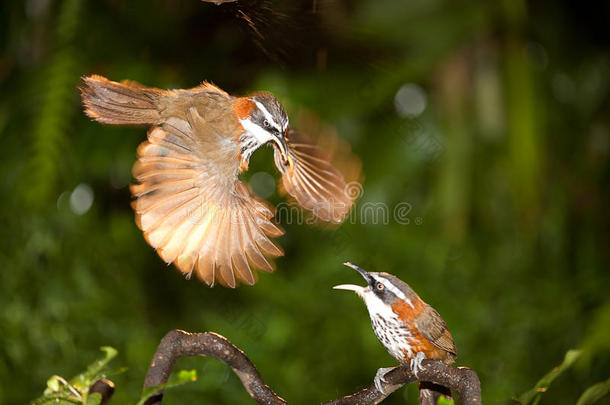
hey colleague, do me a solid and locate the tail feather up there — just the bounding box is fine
[80,75,165,125]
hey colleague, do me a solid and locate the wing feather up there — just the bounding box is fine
[274,130,358,223]
[414,305,458,360]
[231,210,255,284]
[132,110,284,287]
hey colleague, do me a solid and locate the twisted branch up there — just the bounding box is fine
[143,329,481,405]
[321,363,481,405]
[143,330,286,405]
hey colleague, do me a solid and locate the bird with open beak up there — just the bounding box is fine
[334,262,457,397]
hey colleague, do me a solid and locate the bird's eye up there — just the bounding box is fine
[263,120,270,128]
[376,282,384,291]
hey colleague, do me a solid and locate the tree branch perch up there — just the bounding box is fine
[143,329,481,405]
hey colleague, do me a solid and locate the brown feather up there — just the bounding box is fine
[131,107,284,287]
[274,130,358,223]
[414,305,457,362]
[80,75,166,125]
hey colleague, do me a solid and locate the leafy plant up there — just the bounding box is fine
[30,346,197,405]
[31,346,120,405]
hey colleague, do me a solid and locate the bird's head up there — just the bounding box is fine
[334,262,419,312]
[234,92,293,171]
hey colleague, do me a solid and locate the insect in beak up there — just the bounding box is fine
[275,135,293,170]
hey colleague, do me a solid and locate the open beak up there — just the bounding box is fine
[333,262,373,293]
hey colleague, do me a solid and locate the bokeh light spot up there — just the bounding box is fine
[394,83,427,118]
[69,183,94,215]
[248,172,275,199]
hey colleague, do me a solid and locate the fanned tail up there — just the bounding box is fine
[80,75,165,125]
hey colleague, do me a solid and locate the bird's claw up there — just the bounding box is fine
[374,366,398,395]
[410,352,426,378]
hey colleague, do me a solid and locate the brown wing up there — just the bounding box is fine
[414,305,457,361]
[131,107,284,287]
[273,129,359,223]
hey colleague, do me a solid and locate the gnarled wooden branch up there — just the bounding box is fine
[143,329,481,405]
[321,363,481,405]
[143,330,286,405]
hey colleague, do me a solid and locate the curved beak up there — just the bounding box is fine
[333,284,365,293]
[333,262,373,294]
[274,134,294,171]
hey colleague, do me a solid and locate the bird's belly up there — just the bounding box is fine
[370,315,414,363]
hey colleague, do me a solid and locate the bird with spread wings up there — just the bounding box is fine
[80,75,360,287]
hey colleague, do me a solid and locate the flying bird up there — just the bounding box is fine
[80,75,359,287]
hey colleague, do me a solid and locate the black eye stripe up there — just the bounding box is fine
[260,120,282,135]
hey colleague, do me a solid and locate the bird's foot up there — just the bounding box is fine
[374,366,399,395]
[410,352,426,378]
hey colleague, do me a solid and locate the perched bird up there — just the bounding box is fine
[80,75,358,287]
[334,262,457,397]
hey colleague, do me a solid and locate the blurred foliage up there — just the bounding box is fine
[516,350,609,405]
[1,0,609,404]
[518,350,581,405]
[577,380,610,405]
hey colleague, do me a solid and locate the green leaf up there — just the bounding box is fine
[84,347,119,378]
[576,380,610,405]
[437,396,455,405]
[517,349,581,405]
[135,369,198,405]
[44,375,65,394]
[86,393,103,405]
[70,346,119,392]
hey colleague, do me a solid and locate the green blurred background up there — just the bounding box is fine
[1,0,609,403]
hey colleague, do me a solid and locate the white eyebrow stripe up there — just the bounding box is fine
[376,275,414,309]
[252,100,280,129]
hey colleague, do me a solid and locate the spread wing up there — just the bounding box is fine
[414,305,457,360]
[273,129,358,223]
[131,107,284,287]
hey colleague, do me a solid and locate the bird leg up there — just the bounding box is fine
[374,366,400,395]
[410,352,426,377]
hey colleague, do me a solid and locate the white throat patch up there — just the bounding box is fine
[362,290,397,320]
